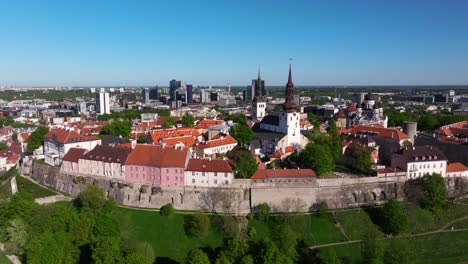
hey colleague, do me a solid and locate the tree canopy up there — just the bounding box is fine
[181,113,195,127]
[380,199,407,235]
[230,123,254,146]
[420,173,447,213]
[233,150,257,178]
[299,143,335,175]
[27,126,49,152]
[101,119,132,139]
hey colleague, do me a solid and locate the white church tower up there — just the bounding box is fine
[251,67,266,121]
[278,65,301,147]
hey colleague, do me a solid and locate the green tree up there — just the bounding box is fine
[230,124,254,146]
[273,225,298,263]
[350,143,373,174]
[420,173,447,213]
[76,184,113,212]
[184,214,211,237]
[256,203,270,222]
[137,134,147,143]
[299,143,335,175]
[185,249,210,264]
[234,150,257,178]
[402,140,413,148]
[327,119,338,137]
[254,239,285,264]
[91,236,123,264]
[0,142,7,150]
[26,231,79,264]
[418,114,439,131]
[361,228,382,264]
[163,117,177,127]
[27,126,49,152]
[380,199,407,235]
[12,132,18,142]
[4,218,29,255]
[182,113,195,127]
[160,203,174,216]
[123,240,155,264]
[101,119,132,139]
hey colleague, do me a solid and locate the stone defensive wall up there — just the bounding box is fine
[27,163,467,215]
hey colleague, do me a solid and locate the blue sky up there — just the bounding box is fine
[1,0,468,86]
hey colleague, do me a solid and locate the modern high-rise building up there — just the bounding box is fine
[149,87,159,100]
[96,91,110,115]
[169,79,181,101]
[141,88,150,104]
[186,84,193,104]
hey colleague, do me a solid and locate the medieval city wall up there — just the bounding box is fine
[27,163,467,215]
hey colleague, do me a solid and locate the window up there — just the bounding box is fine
[214,180,217,184]
[214,172,217,176]
[440,163,443,168]
[175,176,178,180]
[192,179,195,183]
[225,180,229,185]
[202,172,205,176]
[131,173,133,177]
[136,167,138,171]
[131,167,133,171]
[166,176,169,180]
[192,171,195,176]
[225,173,228,177]
[136,174,138,178]
[166,169,169,173]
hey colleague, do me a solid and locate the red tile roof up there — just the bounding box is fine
[251,169,316,179]
[148,128,200,144]
[62,148,86,163]
[186,159,232,173]
[196,134,237,149]
[45,128,100,144]
[162,136,197,148]
[343,125,409,140]
[435,121,468,137]
[194,119,225,130]
[125,144,189,168]
[446,163,468,173]
[347,103,357,112]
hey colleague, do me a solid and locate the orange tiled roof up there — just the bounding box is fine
[344,125,409,140]
[125,144,188,168]
[186,159,232,173]
[446,163,468,173]
[148,128,200,143]
[162,135,197,147]
[251,169,316,179]
[196,134,237,149]
[435,121,468,137]
[45,128,100,144]
[194,119,225,130]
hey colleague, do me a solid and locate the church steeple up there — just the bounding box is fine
[284,64,296,112]
[257,65,261,80]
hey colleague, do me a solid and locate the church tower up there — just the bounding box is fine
[279,65,301,146]
[251,67,266,121]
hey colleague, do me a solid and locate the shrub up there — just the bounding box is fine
[160,203,174,216]
[184,214,210,237]
[256,203,271,222]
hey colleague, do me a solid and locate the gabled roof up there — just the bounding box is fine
[195,134,237,149]
[63,148,86,163]
[125,144,189,168]
[186,159,232,173]
[45,128,100,144]
[251,168,316,179]
[260,115,280,126]
[194,119,225,130]
[446,162,468,173]
[148,128,200,144]
[81,145,131,165]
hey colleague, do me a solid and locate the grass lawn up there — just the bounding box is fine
[335,209,384,240]
[248,214,347,246]
[0,251,12,264]
[0,176,56,199]
[113,207,226,262]
[329,231,468,264]
[16,176,56,199]
[452,219,468,229]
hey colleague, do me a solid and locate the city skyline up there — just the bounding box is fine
[1,0,468,86]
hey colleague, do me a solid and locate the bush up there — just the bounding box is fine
[212,215,238,238]
[256,203,271,222]
[184,214,211,237]
[420,173,447,213]
[380,199,407,235]
[160,203,174,216]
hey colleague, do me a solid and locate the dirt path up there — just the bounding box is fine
[0,242,21,264]
[310,216,468,250]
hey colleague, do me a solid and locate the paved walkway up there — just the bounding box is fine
[35,195,72,205]
[0,243,21,264]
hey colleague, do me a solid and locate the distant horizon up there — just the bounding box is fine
[1,1,468,85]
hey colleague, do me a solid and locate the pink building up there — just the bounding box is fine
[60,148,86,174]
[124,144,189,187]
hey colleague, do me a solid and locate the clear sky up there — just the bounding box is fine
[1,0,468,86]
